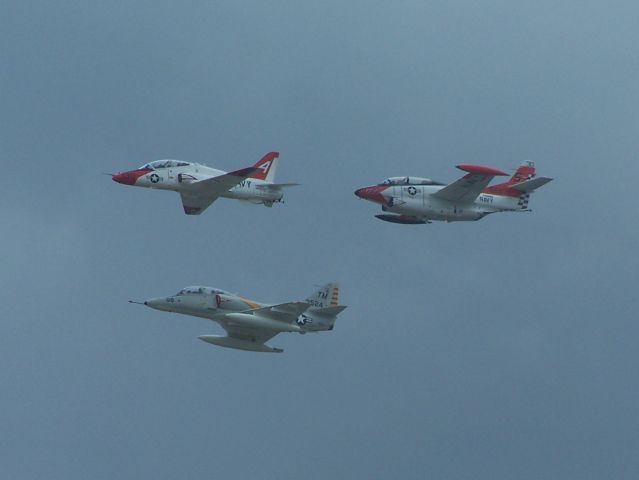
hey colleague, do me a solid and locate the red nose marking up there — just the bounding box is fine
[112,169,151,185]
[354,186,388,204]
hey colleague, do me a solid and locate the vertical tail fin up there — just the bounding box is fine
[306,283,340,308]
[509,161,537,210]
[485,161,537,190]
[506,161,536,185]
[504,161,536,186]
[248,151,279,183]
[482,161,539,209]
[508,162,535,210]
[300,283,346,332]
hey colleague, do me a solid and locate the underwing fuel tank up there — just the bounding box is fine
[198,335,283,353]
[222,313,302,333]
[375,214,427,224]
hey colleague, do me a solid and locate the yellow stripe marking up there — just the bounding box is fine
[241,297,260,309]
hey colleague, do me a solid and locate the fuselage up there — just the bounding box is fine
[139,283,345,351]
[114,160,283,205]
[144,285,266,321]
[142,285,334,335]
[355,178,521,222]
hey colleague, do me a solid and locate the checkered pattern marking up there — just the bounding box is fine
[516,168,535,209]
[518,193,530,209]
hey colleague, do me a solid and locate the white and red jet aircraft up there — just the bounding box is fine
[354,161,552,224]
[112,151,297,215]
[132,283,346,353]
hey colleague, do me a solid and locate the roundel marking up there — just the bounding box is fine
[407,186,417,196]
[149,173,160,183]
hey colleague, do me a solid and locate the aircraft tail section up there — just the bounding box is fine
[298,305,347,332]
[507,161,537,185]
[247,151,279,183]
[311,305,347,316]
[300,283,346,332]
[509,176,553,193]
[482,161,552,209]
[486,161,536,191]
[306,283,340,308]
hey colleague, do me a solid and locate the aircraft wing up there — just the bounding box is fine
[179,191,219,215]
[248,301,311,322]
[179,166,259,215]
[432,164,508,203]
[205,313,284,352]
[222,324,280,345]
[204,301,310,352]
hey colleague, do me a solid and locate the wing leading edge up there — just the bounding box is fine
[432,164,508,203]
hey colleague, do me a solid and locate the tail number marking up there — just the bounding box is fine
[258,161,271,173]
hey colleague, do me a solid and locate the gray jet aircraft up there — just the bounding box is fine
[132,283,346,353]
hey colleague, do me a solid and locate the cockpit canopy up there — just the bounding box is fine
[378,176,445,186]
[140,159,191,170]
[175,286,230,296]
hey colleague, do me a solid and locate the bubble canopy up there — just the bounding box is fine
[175,286,230,296]
[139,160,191,170]
[378,176,445,186]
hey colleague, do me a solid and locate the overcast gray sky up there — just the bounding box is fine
[1,1,638,478]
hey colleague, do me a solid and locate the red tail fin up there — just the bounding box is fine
[248,152,279,181]
[483,161,537,197]
[505,161,536,185]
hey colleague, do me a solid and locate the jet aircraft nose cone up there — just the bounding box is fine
[144,297,166,311]
[112,171,136,185]
[354,186,387,203]
[112,169,150,185]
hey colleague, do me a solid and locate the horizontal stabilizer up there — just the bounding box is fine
[310,305,347,316]
[198,335,283,353]
[375,214,428,225]
[300,302,347,332]
[510,176,553,192]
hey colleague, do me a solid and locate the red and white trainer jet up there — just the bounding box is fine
[112,151,297,215]
[354,161,552,224]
